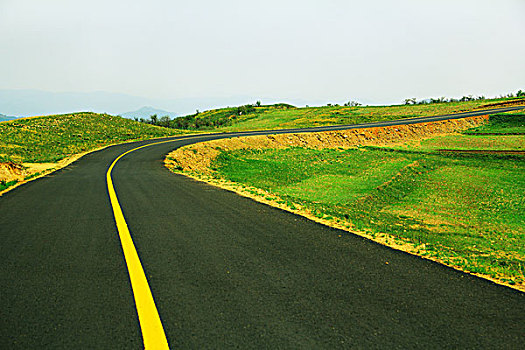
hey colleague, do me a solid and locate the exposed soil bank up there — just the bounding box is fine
[0,162,27,182]
[0,162,60,183]
[166,115,488,172]
[0,145,117,196]
[0,155,87,196]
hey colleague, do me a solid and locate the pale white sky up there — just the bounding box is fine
[1,0,524,106]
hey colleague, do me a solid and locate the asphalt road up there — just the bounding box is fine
[1,107,524,349]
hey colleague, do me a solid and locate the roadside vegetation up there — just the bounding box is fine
[205,112,525,288]
[0,112,182,191]
[0,112,181,164]
[464,113,525,134]
[139,93,525,132]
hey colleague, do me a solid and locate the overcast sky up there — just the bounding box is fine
[1,0,524,106]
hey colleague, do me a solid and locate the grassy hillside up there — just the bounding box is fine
[208,112,525,288]
[163,97,525,132]
[464,113,525,134]
[0,112,181,164]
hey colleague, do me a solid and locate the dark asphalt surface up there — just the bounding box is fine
[1,107,524,349]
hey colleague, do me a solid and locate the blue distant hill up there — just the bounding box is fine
[121,106,178,119]
[0,88,322,117]
[0,113,17,122]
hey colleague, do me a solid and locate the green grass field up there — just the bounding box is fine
[169,97,524,132]
[464,112,525,134]
[210,113,525,286]
[0,112,181,164]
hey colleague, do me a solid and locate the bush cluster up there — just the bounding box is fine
[137,102,294,130]
[403,90,524,105]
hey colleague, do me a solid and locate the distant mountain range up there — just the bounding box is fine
[121,106,178,119]
[0,89,280,118]
[0,89,335,118]
[0,113,17,122]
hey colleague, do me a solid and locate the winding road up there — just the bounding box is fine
[1,107,524,348]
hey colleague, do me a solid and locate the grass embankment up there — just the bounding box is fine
[172,97,524,132]
[393,111,525,152]
[170,113,525,289]
[0,112,182,191]
[464,113,525,134]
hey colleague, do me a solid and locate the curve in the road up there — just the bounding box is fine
[107,105,524,348]
[107,140,178,350]
[1,106,524,348]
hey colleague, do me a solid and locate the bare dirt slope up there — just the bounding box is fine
[166,115,488,172]
[0,162,28,182]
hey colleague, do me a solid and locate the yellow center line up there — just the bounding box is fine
[106,136,204,349]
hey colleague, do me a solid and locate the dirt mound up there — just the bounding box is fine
[166,115,489,173]
[0,162,28,182]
